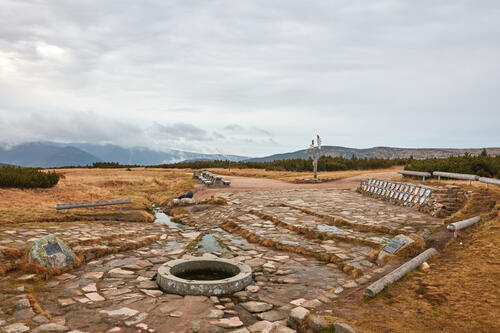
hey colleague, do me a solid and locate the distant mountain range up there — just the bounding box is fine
[0,142,248,168]
[0,142,498,168]
[246,146,500,162]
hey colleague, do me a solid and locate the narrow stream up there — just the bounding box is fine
[152,206,182,229]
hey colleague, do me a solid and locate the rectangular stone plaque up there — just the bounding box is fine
[383,239,405,254]
[43,242,63,256]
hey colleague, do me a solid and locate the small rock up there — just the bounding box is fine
[334,287,344,294]
[343,281,358,288]
[257,310,288,322]
[307,315,329,331]
[32,323,70,332]
[12,297,31,309]
[209,317,244,328]
[247,320,274,332]
[274,326,296,333]
[240,301,273,313]
[3,323,30,333]
[13,307,36,320]
[33,314,50,324]
[245,285,260,293]
[334,322,357,333]
[204,309,224,319]
[301,299,322,309]
[290,306,309,323]
[82,283,97,292]
[169,311,183,317]
[85,293,105,302]
[138,280,159,289]
[420,261,430,270]
[290,298,306,306]
[124,312,148,326]
[100,307,139,318]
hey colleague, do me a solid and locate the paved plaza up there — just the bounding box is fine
[0,185,443,333]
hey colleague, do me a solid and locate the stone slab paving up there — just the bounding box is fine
[0,187,443,332]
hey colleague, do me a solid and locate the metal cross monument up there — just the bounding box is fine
[309,135,322,180]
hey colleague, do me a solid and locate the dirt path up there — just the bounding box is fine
[194,170,399,200]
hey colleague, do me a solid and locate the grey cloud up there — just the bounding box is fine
[153,123,212,141]
[0,0,498,155]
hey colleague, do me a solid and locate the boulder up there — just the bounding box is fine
[177,190,194,199]
[29,235,76,270]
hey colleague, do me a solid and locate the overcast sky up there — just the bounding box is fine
[0,0,498,157]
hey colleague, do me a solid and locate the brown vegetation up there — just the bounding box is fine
[333,185,500,333]
[0,167,194,224]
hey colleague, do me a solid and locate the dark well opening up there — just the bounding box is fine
[171,260,240,281]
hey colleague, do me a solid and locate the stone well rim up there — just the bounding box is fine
[156,258,253,296]
[158,258,252,285]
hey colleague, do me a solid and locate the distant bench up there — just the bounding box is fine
[56,198,132,213]
[193,171,230,187]
[433,171,479,185]
[398,170,431,181]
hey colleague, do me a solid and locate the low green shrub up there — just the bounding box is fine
[405,154,500,179]
[0,166,62,189]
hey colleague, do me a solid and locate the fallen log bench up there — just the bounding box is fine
[433,171,479,184]
[447,216,481,237]
[364,248,437,297]
[398,170,432,181]
[478,177,500,189]
[56,198,132,214]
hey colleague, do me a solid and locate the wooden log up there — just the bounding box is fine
[433,171,479,181]
[364,248,437,297]
[398,170,432,177]
[55,198,131,210]
[478,177,500,188]
[447,216,481,232]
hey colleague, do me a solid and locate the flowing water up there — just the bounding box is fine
[196,234,228,253]
[153,207,182,229]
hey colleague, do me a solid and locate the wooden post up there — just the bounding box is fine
[364,248,437,297]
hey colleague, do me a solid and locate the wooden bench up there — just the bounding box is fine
[56,198,132,214]
[398,170,431,181]
[433,171,479,184]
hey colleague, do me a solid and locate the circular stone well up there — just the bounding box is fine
[156,258,252,296]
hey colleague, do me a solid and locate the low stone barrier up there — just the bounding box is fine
[358,179,466,217]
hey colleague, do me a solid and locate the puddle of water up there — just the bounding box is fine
[317,224,351,235]
[196,234,228,253]
[153,208,182,229]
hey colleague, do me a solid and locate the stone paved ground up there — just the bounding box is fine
[0,186,443,333]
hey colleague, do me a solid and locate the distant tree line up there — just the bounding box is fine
[157,155,409,172]
[405,152,500,178]
[0,166,63,189]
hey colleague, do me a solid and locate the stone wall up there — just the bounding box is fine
[357,178,466,217]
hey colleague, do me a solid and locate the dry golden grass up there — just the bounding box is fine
[337,186,500,333]
[0,167,195,224]
[205,166,402,183]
